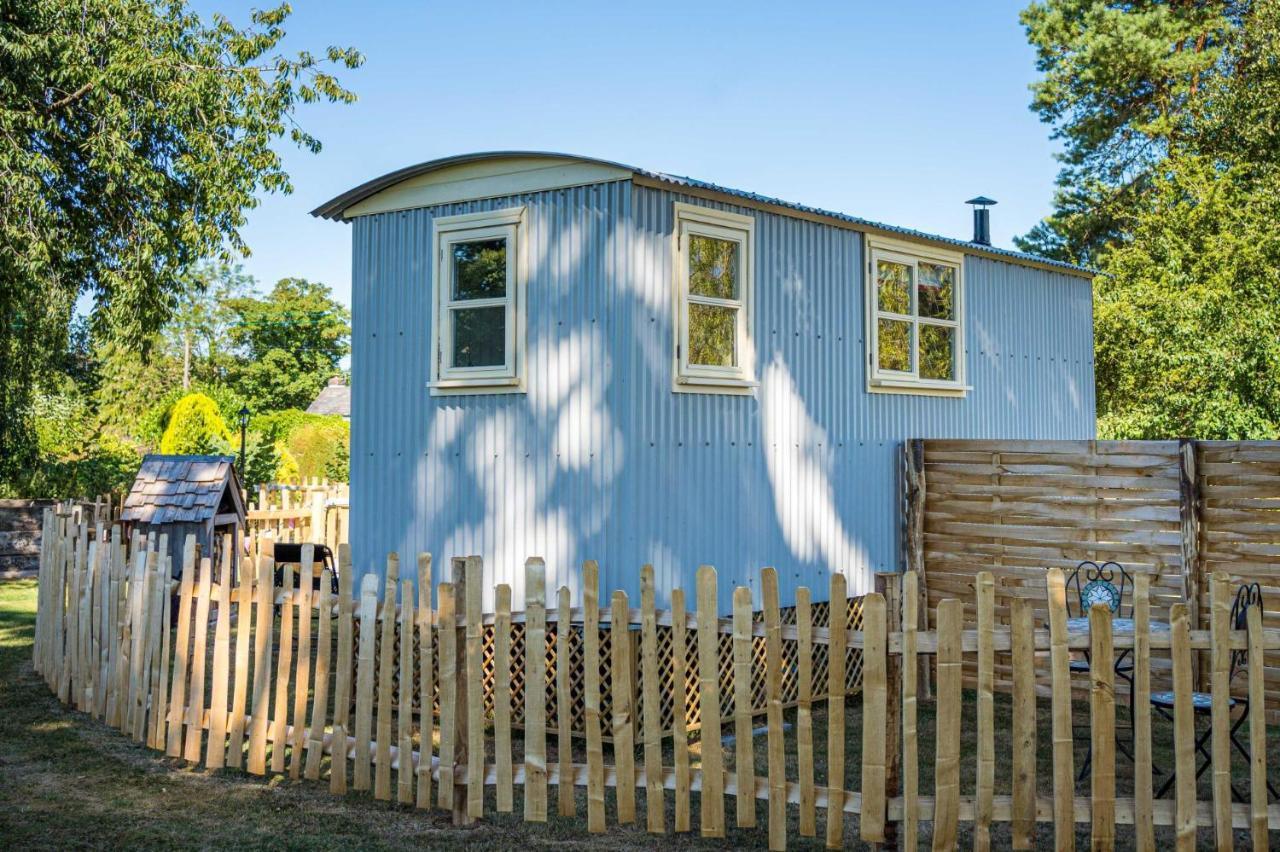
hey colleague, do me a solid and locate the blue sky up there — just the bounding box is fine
[195,0,1060,307]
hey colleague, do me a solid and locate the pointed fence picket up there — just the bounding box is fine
[30,510,1280,849]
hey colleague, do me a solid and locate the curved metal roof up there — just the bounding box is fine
[311,150,1091,276]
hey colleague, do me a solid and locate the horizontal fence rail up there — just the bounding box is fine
[32,505,1280,849]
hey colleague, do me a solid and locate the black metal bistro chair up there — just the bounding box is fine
[1151,582,1279,801]
[1067,560,1134,779]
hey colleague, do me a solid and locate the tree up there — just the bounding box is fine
[1092,5,1280,438]
[1017,1,1248,263]
[159,393,233,455]
[0,1,361,481]
[227,278,350,412]
[168,262,255,390]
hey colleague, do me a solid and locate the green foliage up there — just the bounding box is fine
[0,0,360,481]
[286,417,349,481]
[159,393,233,455]
[241,433,282,491]
[226,278,350,412]
[242,408,348,483]
[1018,1,1249,263]
[273,441,300,483]
[1095,155,1280,439]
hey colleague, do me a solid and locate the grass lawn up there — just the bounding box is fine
[1,578,1274,849]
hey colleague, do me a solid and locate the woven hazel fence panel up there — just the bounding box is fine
[909,438,1280,714]
[34,511,1280,848]
[358,596,865,741]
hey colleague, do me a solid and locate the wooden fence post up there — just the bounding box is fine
[902,439,930,700]
[1177,438,1202,687]
[451,556,473,826]
[873,571,902,849]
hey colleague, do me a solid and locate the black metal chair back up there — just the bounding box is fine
[1066,560,1132,619]
[1229,582,1263,682]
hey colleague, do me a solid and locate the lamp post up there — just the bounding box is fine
[238,405,250,479]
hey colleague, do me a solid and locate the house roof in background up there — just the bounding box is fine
[307,376,351,417]
[311,151,1093,278]
[120,455,244,526]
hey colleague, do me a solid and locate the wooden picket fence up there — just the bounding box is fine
[32,507,1280,849]
[246,481,348,550]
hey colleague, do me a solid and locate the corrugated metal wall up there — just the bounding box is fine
[349,180,1094,611]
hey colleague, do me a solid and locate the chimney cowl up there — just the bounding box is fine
[966,196,997,246]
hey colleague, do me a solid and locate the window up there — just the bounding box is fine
[866,235,966,395]
[431,207,525,393]
[672,202,756,392]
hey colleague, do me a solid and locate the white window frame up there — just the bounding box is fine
[671,202,757,394]
[865,234,968,396]
[429,207,526,395]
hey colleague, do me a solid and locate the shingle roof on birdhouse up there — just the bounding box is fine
[120,454,245,525]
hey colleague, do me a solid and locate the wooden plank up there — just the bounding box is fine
[451,557,471,825]
[415,553,433,810]
[305,570,333,781]
[556,585,574,818]
[612,589,637,825]
[796,586,815,838]
[270,564,295,774]
[289,548,314,780]
[825,572,847,850]
[1247,603,1268,851]
[932,598,961,852]
[331,549,354,795]
[464,556,483,819]
[207,542,234,769]
[435,580,457,810]
[975,571,994,851]
[1170,602,1196,851]
[901,573,920,851]
[731,585,755,829]
[375,554,399,800]
[1209,571,1231,849]
[860,591,887,843]
[397,577,415,805]
[166,538,196,757]
[149,547,172,750]
[1010,596,1036,850]
[640,565,664,833]
[248,556,275,775]
[353,572,378,791]
[1132,572,1154,852]
[583,559,606,832]
[227,550,254,769]
[761,568,785,852]
[494,583,513,812]
[697,565,726,839]
[185,556,213,763]
[671,586,691,833]
[1045,567,1076,852]
[525,559,548,821]
[1090,603,1116,850]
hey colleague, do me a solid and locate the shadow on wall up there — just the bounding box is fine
[369,191,870,608]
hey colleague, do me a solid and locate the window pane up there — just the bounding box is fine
[920,324,955,380]
[918,262,955,320]
[688,235,738,300]
[451,306,506,367]
[688,303,737,367]
[877,260,911,314]
[452,238,507,300]
[877,319,911,372]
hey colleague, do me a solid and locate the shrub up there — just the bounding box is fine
[286,417,349,481]
[159,393,233,455]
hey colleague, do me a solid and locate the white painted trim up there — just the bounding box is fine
[430,207,527,394]
[864,234,967,397]
[345,158,630,217]
[671,202,756,393]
